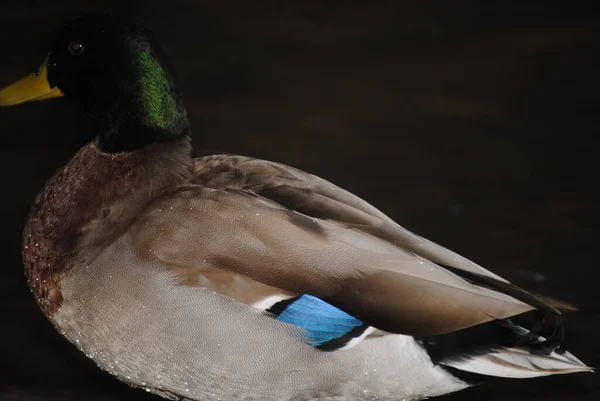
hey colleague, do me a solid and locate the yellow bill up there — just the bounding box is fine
[0,60,63,106]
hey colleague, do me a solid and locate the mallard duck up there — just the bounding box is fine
[0,13,591,401]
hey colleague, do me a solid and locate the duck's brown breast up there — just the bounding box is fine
[23,137,192,319]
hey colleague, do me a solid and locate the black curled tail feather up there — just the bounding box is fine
[437,264,566,354]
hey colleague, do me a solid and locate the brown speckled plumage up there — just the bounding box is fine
[23,136,192,318]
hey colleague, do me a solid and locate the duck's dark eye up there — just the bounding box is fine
[68,41,86,56]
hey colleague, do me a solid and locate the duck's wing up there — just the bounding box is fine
[191,154,504,280]
[127,156,565,339]
[191,155,567,314]
[193,155,528,282]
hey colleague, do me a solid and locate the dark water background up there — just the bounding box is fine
[0,1,598,400]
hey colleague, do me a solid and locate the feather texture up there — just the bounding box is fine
[131,183,534,337]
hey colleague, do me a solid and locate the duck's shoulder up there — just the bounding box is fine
[189,154,390,227]
[190,154,319,191]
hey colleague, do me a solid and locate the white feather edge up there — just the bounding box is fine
[441,329,594,378]
[252,295,292,310]
[337,326,377,350]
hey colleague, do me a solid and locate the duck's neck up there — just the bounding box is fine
[96,39,190,153]
[23,136,192,318]
[97,112,190,153]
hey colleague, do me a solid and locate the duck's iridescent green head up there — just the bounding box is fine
[0,13,190,152]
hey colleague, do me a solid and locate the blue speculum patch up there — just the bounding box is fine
[275,294,364,346]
